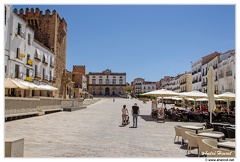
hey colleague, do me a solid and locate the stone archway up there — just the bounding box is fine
[105,87,110,96]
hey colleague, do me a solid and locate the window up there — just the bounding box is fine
[99,79,102,85]
[16,48,20,58]
[50,71,52,81]
[50,57,53,67]
[35,49,39,59]
[5,6,6,25]
[26,69,30,77]
[28,34,31,45]
[35,65,38,77]
[119,79,123,85]
[42,68,45,79]
[17,23,21,35]
[113,79,116,85]
[106,79,109,85]
[15,64,20,78]
[42,54,45,63]
[92,79,96,85]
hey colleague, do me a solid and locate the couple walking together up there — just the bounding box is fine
[122,103,140,128]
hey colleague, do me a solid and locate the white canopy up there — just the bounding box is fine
[14,78,44,90]
[142,89,180,107]
[5,78,28,89]
[5,78,58,91]
[216,92,235,114]
[142,89,180,97]
[179,91,208,110]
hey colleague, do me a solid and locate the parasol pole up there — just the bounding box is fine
[162,97,164,107]
[227,98,230,115]
[194,99,196,112]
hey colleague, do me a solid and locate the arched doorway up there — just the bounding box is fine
[105,87,110,96]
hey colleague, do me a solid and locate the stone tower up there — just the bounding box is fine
[72,65,86,88]
[14,7,67,98]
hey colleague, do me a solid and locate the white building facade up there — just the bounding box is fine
[88,69,127,96]
[191,59,202,91]
[5,8,56,97]
[217,51,235,94]
[141,81,156,93]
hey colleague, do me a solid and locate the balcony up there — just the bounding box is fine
[49,77,56,83]
[34,56,41,62]
[42,61,48,66]
[226,71,232,77]
[202,82,207,86]
[218,73,224,79]
[180,81,186,85]
[42,75,49,82]
[20,53,25,58]
[27,59,33,66]
[25,76,32,81]
[34,72,42,80]
[50,62,54,68]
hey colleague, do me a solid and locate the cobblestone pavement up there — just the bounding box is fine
[5,98,203,158]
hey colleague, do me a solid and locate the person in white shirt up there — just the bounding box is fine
[122,105,128,125]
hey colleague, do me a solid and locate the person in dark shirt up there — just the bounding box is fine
[131,103,140,128]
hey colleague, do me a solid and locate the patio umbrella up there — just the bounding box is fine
[142,89,180,107]
[179,91,207,111]
[216,92,235,114]
[207,66,215,123]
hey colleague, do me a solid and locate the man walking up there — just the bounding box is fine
[131,103,140,128]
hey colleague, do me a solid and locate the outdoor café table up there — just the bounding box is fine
[198,132,225,142]
[227,127,235,130]
[217,141,235,150]
[181,125,204,134]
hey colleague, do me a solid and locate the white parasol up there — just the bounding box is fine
[207,66,215,123]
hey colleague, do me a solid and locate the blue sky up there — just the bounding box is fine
[11,4,235,83]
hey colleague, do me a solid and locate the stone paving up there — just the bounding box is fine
[5,97,203,158]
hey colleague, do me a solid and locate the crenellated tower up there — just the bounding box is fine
[72,65,86,88]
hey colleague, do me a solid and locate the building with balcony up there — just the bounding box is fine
[142,81,157,93]
[179,72,192,92]
[201,51,220,93]
[14,7,67,98]
[131,78,144,96]
[191,59,202,91]
[87,69,127,97]
[4,6,56,97]
[218,50,235,94]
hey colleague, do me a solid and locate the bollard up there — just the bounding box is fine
[5,137,24,157]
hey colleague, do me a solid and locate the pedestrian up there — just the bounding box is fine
[131,103,140,128]
[122,105,128,125]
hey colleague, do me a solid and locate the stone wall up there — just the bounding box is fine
[5,97,84,115]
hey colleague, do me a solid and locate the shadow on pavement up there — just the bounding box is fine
[140,115,157,122]
[186,154,198,157]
